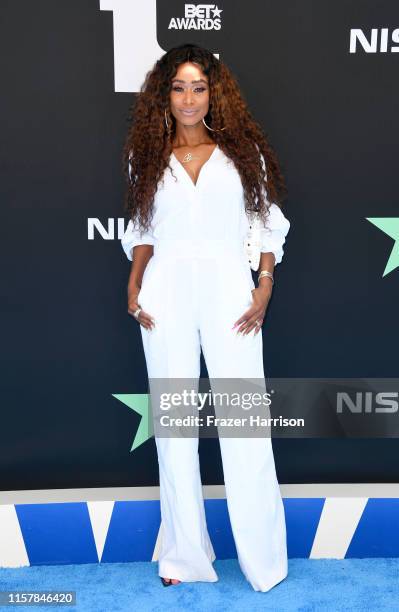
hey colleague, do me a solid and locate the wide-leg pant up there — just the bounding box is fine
[137,241,288,592]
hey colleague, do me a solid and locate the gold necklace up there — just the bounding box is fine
[182,152,201,163]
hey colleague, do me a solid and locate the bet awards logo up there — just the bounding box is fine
[168,4,223,30]
[99,0,221,92]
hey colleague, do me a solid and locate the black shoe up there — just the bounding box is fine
[160,577,181,587]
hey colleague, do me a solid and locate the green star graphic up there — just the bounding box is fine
[366,217,399,277]
[112,393,153,452]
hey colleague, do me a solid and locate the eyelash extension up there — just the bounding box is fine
[172,86,207,93]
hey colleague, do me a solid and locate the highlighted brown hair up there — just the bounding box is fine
[122,43,287,235]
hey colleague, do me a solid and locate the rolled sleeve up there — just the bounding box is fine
[260,203,291,265]
[121,154,155,261]
[121,218,155,261]
[258,152,290,265]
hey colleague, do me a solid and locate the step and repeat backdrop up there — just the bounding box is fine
[1,0,399,491]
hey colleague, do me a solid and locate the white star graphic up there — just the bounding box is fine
[212,6,223,18]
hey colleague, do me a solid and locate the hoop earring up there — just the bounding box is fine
[202,116,226,132]
[164,108,169,130]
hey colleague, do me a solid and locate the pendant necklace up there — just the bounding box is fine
[182,152,200,163]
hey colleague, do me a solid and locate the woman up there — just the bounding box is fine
[121,43,290,592]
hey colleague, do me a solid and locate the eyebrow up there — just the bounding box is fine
[171,79,208,84]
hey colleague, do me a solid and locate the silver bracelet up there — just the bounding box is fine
[258,270,274,285]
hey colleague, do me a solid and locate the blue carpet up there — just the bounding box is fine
[0,558,398,611]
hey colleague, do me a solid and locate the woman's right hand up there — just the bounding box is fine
[128,285,156,330]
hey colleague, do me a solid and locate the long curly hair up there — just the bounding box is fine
[122,43,287,235]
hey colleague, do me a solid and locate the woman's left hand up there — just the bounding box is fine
[233,285,272,335]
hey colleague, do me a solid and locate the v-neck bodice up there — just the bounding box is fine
[122,145,291,271]
[170,144,219,188]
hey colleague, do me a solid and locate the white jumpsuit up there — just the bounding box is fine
[121,144,291,592]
